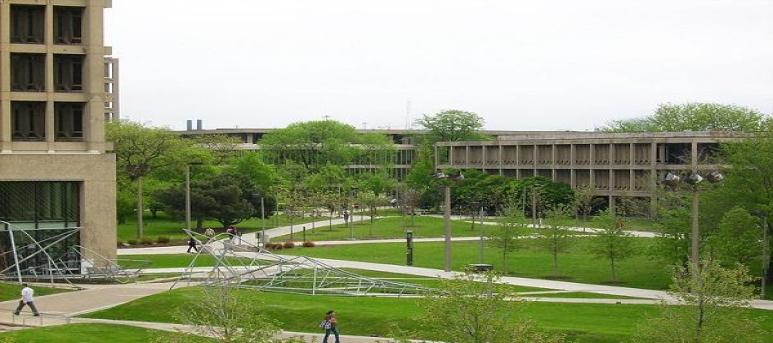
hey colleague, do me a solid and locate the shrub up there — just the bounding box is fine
[156,236,170,244]
[302,241,315,248]
[140,238,154,246]
[273,244,284,250]
[283,241,295,249]
[127,239,138,246]
[116,240,123,247]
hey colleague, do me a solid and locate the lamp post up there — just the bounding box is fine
[185,162,203,232]
[662,171,723,266]
[433,170,464,272]
[252,192,266,246]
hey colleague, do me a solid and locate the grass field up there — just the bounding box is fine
[83,287,773,343]
[119,253,253,269]
[272,215,534,241]
[0,323,211,343]
[280,239,675,290]
[118,212,328,243]
[0,283,73,302]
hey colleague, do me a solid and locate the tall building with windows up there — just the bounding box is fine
[0,0,116,274]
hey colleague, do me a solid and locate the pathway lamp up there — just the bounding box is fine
[252,192,266,246]
[661,171,723,266]
[433,169,464,272]
[185,162,203,232]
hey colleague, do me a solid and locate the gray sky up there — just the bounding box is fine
[105,0,773,131]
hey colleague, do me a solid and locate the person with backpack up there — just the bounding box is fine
[319,310,340,343]
[186,236,198,253]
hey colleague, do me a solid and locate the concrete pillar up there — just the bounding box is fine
[86,1,107,152]
[0,3,11,151]
[498,144,503,176]
[649,142,658,217]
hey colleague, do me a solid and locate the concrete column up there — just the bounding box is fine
[86,1,106,152]
[551,144,557,181]
[532,144,537,176]
[465,145,470,167]
[0,3,11,151]
[498,144,503,176]
[691,141,698,172]
[650,142,658,217]
[570,144,576,188]
[481,145,487,169]
[449,146,454,166]
[609,169,615,214]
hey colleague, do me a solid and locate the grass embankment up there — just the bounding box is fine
[273,215,535,241]
[118,212,328,243]
[0,323,211,343]
[0,283,72,302]
[83,287,773,343]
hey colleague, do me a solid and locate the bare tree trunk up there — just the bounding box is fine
[137,176,144,238]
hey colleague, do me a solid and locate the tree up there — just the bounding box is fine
[153,284,282,343]
[650,190,691,266]
[156,174,256,228]
[488,207,525,275]
[420,272,564,343]
[417,110,488,143]
[605,103,771,132]
[108,121,193,238]
[708,207,761,266]
[537,205,574,275]
[572,185,596,224]
[633,260,765,343]
[227,152,277,192]
[588,211,635,281]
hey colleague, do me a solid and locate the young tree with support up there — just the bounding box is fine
[488,206,526,275]
[588,210,635,282]
[537,205,574,276]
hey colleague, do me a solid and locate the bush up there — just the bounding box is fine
[273,244,284,250]
[116,240,123,247]
[140,238,154,246]
[302,241,315,248]
[127,239,138,246]
[156,236,170,244]
[283,241,295,249]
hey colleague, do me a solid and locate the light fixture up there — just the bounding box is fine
[662,172,681,188]
[706,171,724,183]
[684,173,703,186]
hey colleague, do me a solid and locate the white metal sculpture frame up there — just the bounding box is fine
[0,221,148,285]
[175,230,434,297]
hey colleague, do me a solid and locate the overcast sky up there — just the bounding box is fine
[105,0,773,131]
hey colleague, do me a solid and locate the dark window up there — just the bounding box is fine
[54,55,85,92]
[54,6,84,44]
[11,53,45,92]
[0,182,81,275]
[11,102,46,141]
[10,5,44,44]
[55,103,85,141]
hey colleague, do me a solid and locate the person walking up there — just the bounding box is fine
[186,236,198,253]
[14,283,40,316]
[320,310,340,343]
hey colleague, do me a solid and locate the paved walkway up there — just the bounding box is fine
[240,215,381,245]
[426,215,658,238]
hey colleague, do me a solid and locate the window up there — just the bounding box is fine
[54,6,84,44]
[11,102,46,141]
[11,54,45,92]
[54,55,85,92]
[55,103,85,141]
[10,5,44,44]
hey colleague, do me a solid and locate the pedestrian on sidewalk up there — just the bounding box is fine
[186,236,198,253]
[343,210,350,225]
[320,310,340,343]
[14,283,40,316]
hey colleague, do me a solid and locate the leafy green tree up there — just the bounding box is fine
[708,207,761,266]
[650,190,691,266]
[538,205,574,275]
[417,109,488,142]
[154,285,281,343]
[108,121,195,238]
[488,207,526,274]
[420,272,564,343]
[633,260,764,343]
[156,174,255,228]
[605,103,771,132]
[589,211,635,281]
[227,152,277,192]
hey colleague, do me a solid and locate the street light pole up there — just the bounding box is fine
[260,196,266,246]
[443,185,452,272]
[690,188,700,265]
[185,164,192,231]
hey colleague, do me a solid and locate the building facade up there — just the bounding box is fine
[435,131,743,214]
[0,0,116,275]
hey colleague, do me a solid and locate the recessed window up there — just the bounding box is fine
[12,102,46,142]
[54,55,85,92]
[55,103,85,141]
[11,53,45,92]
[10,5,45,44]
[54,6,84,45]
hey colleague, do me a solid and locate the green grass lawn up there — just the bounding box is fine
[118,212,328,243]
[83,287,773,343]
[273,215,534,241]
[280,238,675,290]
[0,282,73,302]
[0,323,211,343]
[119,253,253,269]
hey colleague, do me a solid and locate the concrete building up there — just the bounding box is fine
[435,131,743,214]
[179,126,740,215]
[0,0,116,274]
